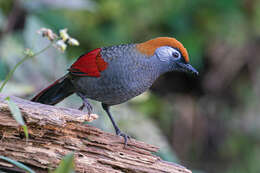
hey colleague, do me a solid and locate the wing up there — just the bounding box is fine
[68,48,108,77]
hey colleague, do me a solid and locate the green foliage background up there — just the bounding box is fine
[1,0,260,173]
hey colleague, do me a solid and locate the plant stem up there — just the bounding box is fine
[0,44,52,93]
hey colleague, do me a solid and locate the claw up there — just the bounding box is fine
[77,93,93,114]
[78,104,84,110]
[116,130,130,146]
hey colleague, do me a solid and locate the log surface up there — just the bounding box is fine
[0,94,191,173]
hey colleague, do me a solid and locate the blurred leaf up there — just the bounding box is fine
[5,97,25,125]
[5,97,29,140]
[0,156,35,173]
[53,153,74,173]
[22,125,29,140]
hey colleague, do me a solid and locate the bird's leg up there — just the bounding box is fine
[77,93,93,115]
[102,103,130,146]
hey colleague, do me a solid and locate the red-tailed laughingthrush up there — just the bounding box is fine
[32,37,198,145]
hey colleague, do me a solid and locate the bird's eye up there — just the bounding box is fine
[172,51,180,59]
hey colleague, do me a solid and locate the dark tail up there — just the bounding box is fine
[31,74,75,105]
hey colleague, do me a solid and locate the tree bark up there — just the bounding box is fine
[0,94,191,173]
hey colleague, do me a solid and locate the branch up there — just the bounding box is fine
[0,94,192,173]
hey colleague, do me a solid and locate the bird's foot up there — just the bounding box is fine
[77,93,93,119]
[77,93,91,110]
[116,130,130,147]
[101,103,130,147]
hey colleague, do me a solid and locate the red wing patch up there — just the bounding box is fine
[69,48,108,77]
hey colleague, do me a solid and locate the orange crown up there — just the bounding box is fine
[136,37,189,63]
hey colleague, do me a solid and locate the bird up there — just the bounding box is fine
[31,37,198,145]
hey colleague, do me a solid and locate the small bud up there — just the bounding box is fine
[23,48,34,57]
[59,28,70,41]
[55,40,67,52]
[68,38,80,46]
[37,28,57,41]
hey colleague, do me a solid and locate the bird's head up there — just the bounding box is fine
[136,37,198,75]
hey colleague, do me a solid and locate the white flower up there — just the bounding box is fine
[55,40,67,52]
[68,38,80,46]
[37,28,57,41]
[38,27,80,52]
[59,28,70,41]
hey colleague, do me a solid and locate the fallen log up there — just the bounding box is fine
[0,94,191,173]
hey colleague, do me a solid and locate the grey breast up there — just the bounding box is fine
[73,44,161,105]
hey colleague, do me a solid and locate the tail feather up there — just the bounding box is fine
[31,74,75,105]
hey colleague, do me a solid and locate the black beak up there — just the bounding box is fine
[177,63,199,76]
